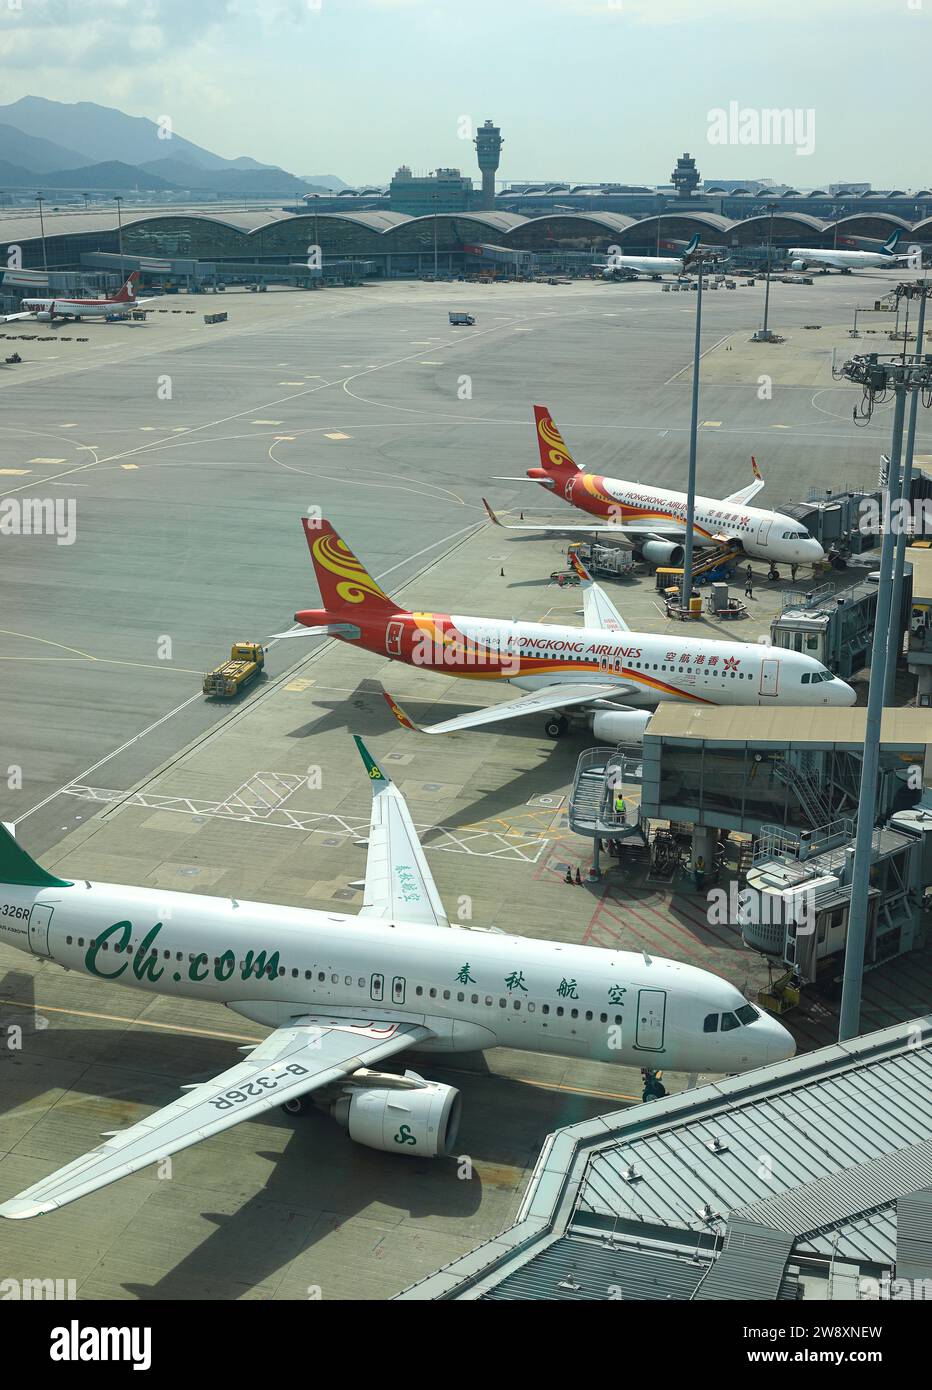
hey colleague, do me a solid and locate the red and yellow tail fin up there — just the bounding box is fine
[567,546,593,584]
[303,518,399,615]
[532,405,582,480]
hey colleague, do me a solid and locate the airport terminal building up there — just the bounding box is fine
[2,204,931,291]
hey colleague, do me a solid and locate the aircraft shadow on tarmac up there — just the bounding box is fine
[0,969,611,1299]
[284,681,583,832]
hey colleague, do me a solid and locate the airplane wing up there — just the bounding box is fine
[354,735,450,927]
[2,312,33,323]
[382,682,633,736]
[723,458,765,508]
[0,1018,430,1219]
[567,551,629,632]
[482,499,686,542]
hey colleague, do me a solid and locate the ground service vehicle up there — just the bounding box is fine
[449,311,475,326]
[202,643,265,698]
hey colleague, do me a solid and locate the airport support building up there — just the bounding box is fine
[397,1016,932,1301]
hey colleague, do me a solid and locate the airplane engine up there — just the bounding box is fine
[791,259,806,271]
[637,539,684,567]
[331,1071,461,1157]
[592,709,652,744]
[36,311,53,322]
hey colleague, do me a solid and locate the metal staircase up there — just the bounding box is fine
[773,753,833,828]
[568,748,647,842]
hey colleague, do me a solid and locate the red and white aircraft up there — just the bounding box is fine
[483,406,824,568]
[3,271,154,324]
[272,518,854,743]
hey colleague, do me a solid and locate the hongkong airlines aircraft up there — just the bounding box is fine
[2,271,153,323]
[0,742,794,1218]
[275,519,854,743]
[483,406,824,569]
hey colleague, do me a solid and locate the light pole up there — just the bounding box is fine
[114,195,124,285]
[432,192,439,277]
[35,193,48,275]
[835,349,932,1040]
[885,281,930,703]
[761,201,777,339]
[679,253,704,617]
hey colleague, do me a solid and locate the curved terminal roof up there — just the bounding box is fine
[1,202,930,260]
[826,211,913,233]
[515,211,635,236]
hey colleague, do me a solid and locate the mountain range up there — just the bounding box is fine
[0,97,349,196]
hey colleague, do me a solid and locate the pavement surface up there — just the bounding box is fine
[1,271,928,1300]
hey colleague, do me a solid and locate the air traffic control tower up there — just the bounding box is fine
[474,119,503,209]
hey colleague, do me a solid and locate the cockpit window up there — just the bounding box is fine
[736,1004,759,1025]
[720,1012,739,1032]
[703,1013,719,1033]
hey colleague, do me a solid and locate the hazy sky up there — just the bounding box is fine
[1,0,929,187]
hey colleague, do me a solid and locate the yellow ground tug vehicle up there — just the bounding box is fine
[202,642,265,698]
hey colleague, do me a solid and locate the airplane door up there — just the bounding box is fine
[635,988,666,1051]
[28,904,54,958]
[386,621,405,658]
[757,518,772,547]
[759,658,780,697]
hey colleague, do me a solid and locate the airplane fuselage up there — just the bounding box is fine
[297,606,854,708]
[533,470,823,564]
[604,255,688,278]
[0,876,791,1074]
[788,248,902,272]
[19,297,134,321]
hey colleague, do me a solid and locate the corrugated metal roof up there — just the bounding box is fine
[480,1235,709,1301]
[397,1017,932,1299]
[896,1187,932,1281]
[693,1220,794,1300]
[578,1046,932,1266]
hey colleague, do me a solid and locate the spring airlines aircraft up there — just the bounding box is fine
[0,741,794,1218]
[2,271,153,323]
[276,518,854,743]
[484,406,824,570]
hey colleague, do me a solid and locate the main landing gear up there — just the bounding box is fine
[282,1096,308,1116]
[641,1068,667,1103]
[544,714,569,739]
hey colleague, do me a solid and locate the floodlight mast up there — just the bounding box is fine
[834,345,932,1042]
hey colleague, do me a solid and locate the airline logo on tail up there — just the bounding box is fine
[533,405,581,477]
[683,233,701,258]
[567,548,593,583]
[112,272,140,302]
[302,518,395,611]
[882,228,903,255]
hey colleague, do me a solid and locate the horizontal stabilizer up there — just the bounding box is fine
[269,623,360,640]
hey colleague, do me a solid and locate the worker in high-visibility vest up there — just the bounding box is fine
[614,791,626,824]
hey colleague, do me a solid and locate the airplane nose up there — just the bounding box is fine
[765,1018,796,1063]
[833,679,857,706]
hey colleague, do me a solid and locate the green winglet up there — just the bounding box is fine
[353,736,388,785]
[0,823,72,889]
